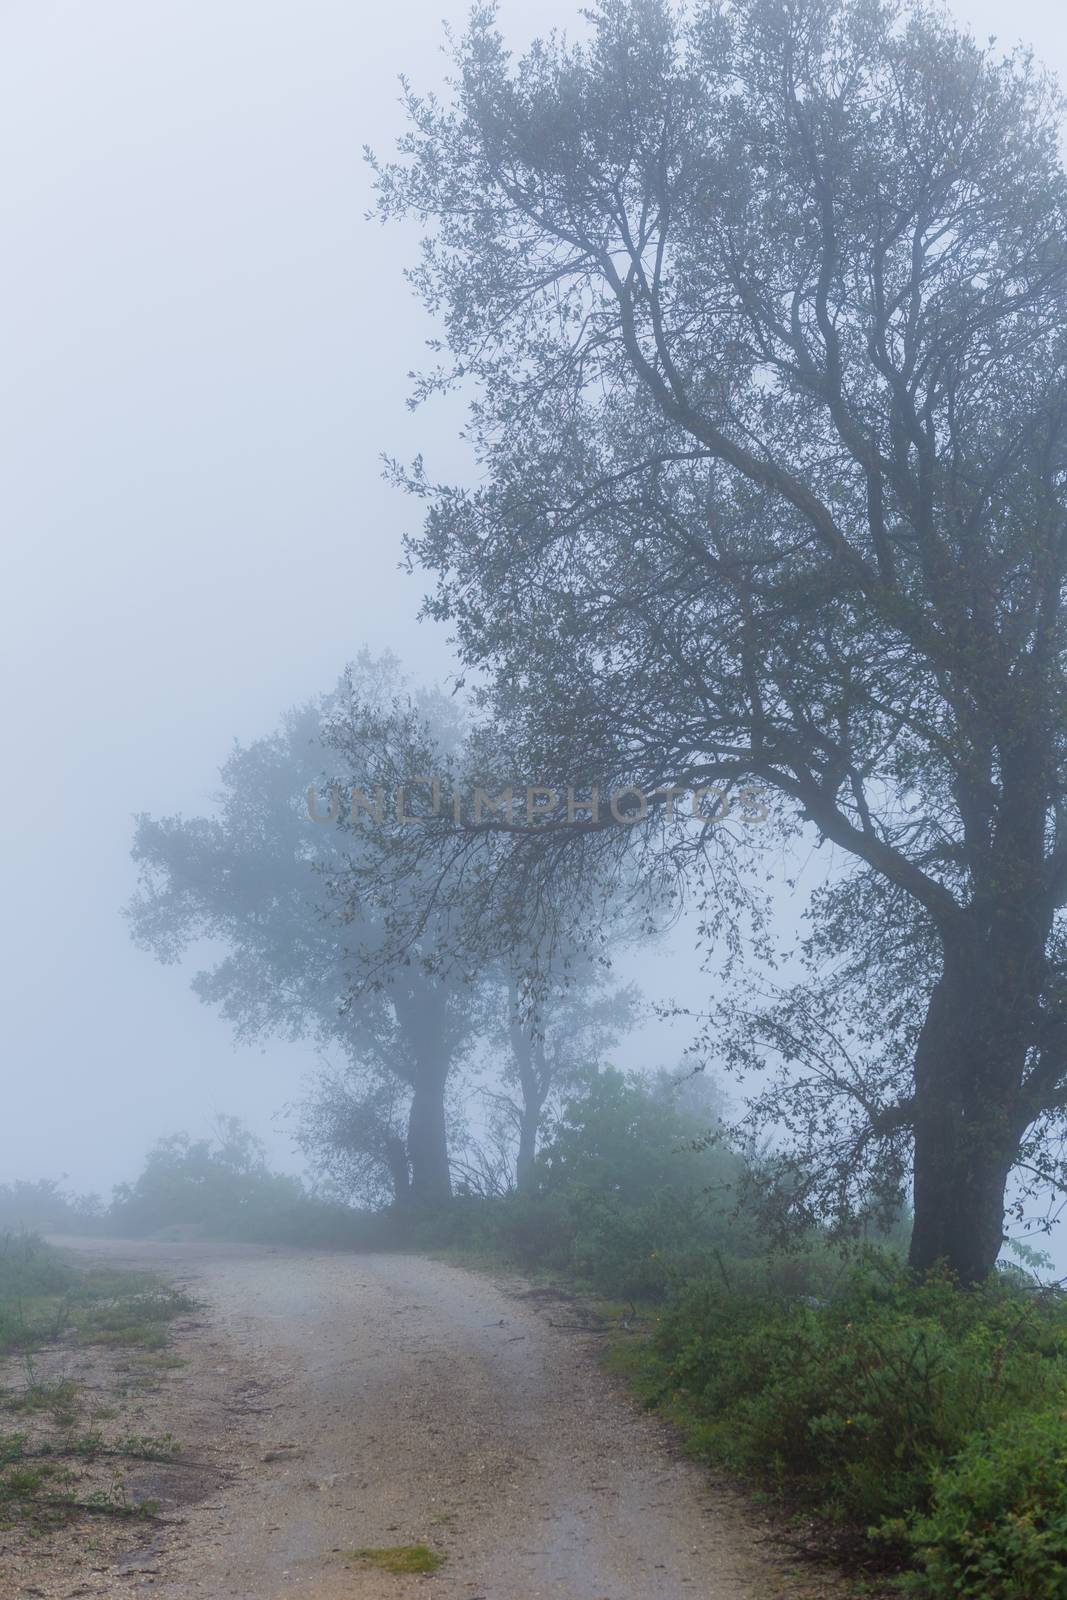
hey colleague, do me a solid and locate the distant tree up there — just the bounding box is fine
[497,958,640,1189]
[373,0,1067,1280]
[534,1062,729,1204]
[109,1117,303,1238]
[0,1179,103,1236]
[318,684,648,1192]
[127,655,484,1207]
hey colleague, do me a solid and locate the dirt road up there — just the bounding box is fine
[50,1239,844,1600]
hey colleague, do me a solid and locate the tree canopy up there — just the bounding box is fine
[372,0,1067,1279]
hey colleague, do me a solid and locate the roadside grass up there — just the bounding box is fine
[0,1452,161,1533]
[0,1233,194,1534]
[344,1544,444,1575]
[0,1237,195,1362]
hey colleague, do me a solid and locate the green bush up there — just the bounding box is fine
[109,1118,388,1249]
[645,1255,1067,1536]
[0,1234,76,1357]
[898,1407,1067,1599]
[0,1233,73,1303]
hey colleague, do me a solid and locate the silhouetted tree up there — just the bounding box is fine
[127,655,483,1206]
[374,0,1067,1279]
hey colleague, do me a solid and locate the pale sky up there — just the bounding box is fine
[1,1,1065,1231]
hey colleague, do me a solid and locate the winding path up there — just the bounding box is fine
[57,1239,845,1600]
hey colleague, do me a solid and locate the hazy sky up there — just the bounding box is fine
[2,1,1065,1214]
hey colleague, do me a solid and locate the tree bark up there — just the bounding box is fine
[406,1068,452,1205]
[509,983,547,1192]
[516,1102,540,1192]
[393,980,454,1207]
[908,933,1037,1283]
[384,1132,412,1210]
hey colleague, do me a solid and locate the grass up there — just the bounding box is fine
[344,1544,444,1575]
[0,1238,195,1363]
[3,1368,81,1426]
[0,1452,161,1532]
[0,1233,194,1535]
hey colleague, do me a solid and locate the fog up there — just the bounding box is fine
[2,0,1066,1256]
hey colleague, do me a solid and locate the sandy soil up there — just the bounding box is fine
[21,1239,853,1600]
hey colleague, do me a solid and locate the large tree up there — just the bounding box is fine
[127,657,482,1206]
[372,0,1067,1279]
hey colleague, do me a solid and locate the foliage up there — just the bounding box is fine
[0,1236,194,1531]
[898,1408,1067,1599]
[414,1065,750,1297]
[0,1233,198,1363]
[631,1252,1067,1576]
[0,1233,78,1359]
[0,1179,104,1238]
[127,653,487,1206]
[536,1064,725,1200]
[372,0,1067,1282]
[108,1117,388,1248]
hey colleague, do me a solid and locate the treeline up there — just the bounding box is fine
[4,1067,739,1274]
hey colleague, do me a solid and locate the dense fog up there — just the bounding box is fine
[2,0,1066,1271]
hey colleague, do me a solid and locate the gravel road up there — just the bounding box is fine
[54,1239,846,1600]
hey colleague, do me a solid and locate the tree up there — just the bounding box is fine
[317,680,649,1193]
[295,1072,413,1208]
[372,0,1067,1279]
[109,1117,303,1238]
[127,656,483,1207]
[498,958,639,1189]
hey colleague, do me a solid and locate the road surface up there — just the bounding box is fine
[53,1239,844,1600]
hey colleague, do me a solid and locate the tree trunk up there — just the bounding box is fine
[384,1133,412,1210]
[516,1103,539,1192]
[393,981,454,1207]
[406,1068,452,1205]
[509,985,547,1192]
[907,936,1035,1283]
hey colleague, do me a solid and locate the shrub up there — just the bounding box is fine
[646,1255,1067,1534]
[108,1117,388,1248]
[415,1067,750,1296]
[899,1407,1067,1599]
[0,1180,103,1237]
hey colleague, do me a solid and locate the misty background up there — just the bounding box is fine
[2,0,1064,1211]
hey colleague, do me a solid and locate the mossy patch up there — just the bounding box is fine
[344,1543,443,1575]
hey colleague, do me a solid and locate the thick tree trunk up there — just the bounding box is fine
[516,1104,539,1192]
[907,938,1035,1283]
[406,1069,451,1205]
[393,980,454,1207]
[909,1090,1014,1284]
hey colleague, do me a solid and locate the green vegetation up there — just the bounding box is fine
[344,1544,444,1575]
[409,1066,753,1299]
[0,1234,77,1359]
[372,1070,1067,1600]
[899,1409,1067,1600]
[0,1453,159,1531]
[0,1233,196,1362]
[108,1117,390,1249]
[8,1081,1067,1596]
[602,1257,1067,1597]
[0,1234,192,1533]
[0,1179,103,1238]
